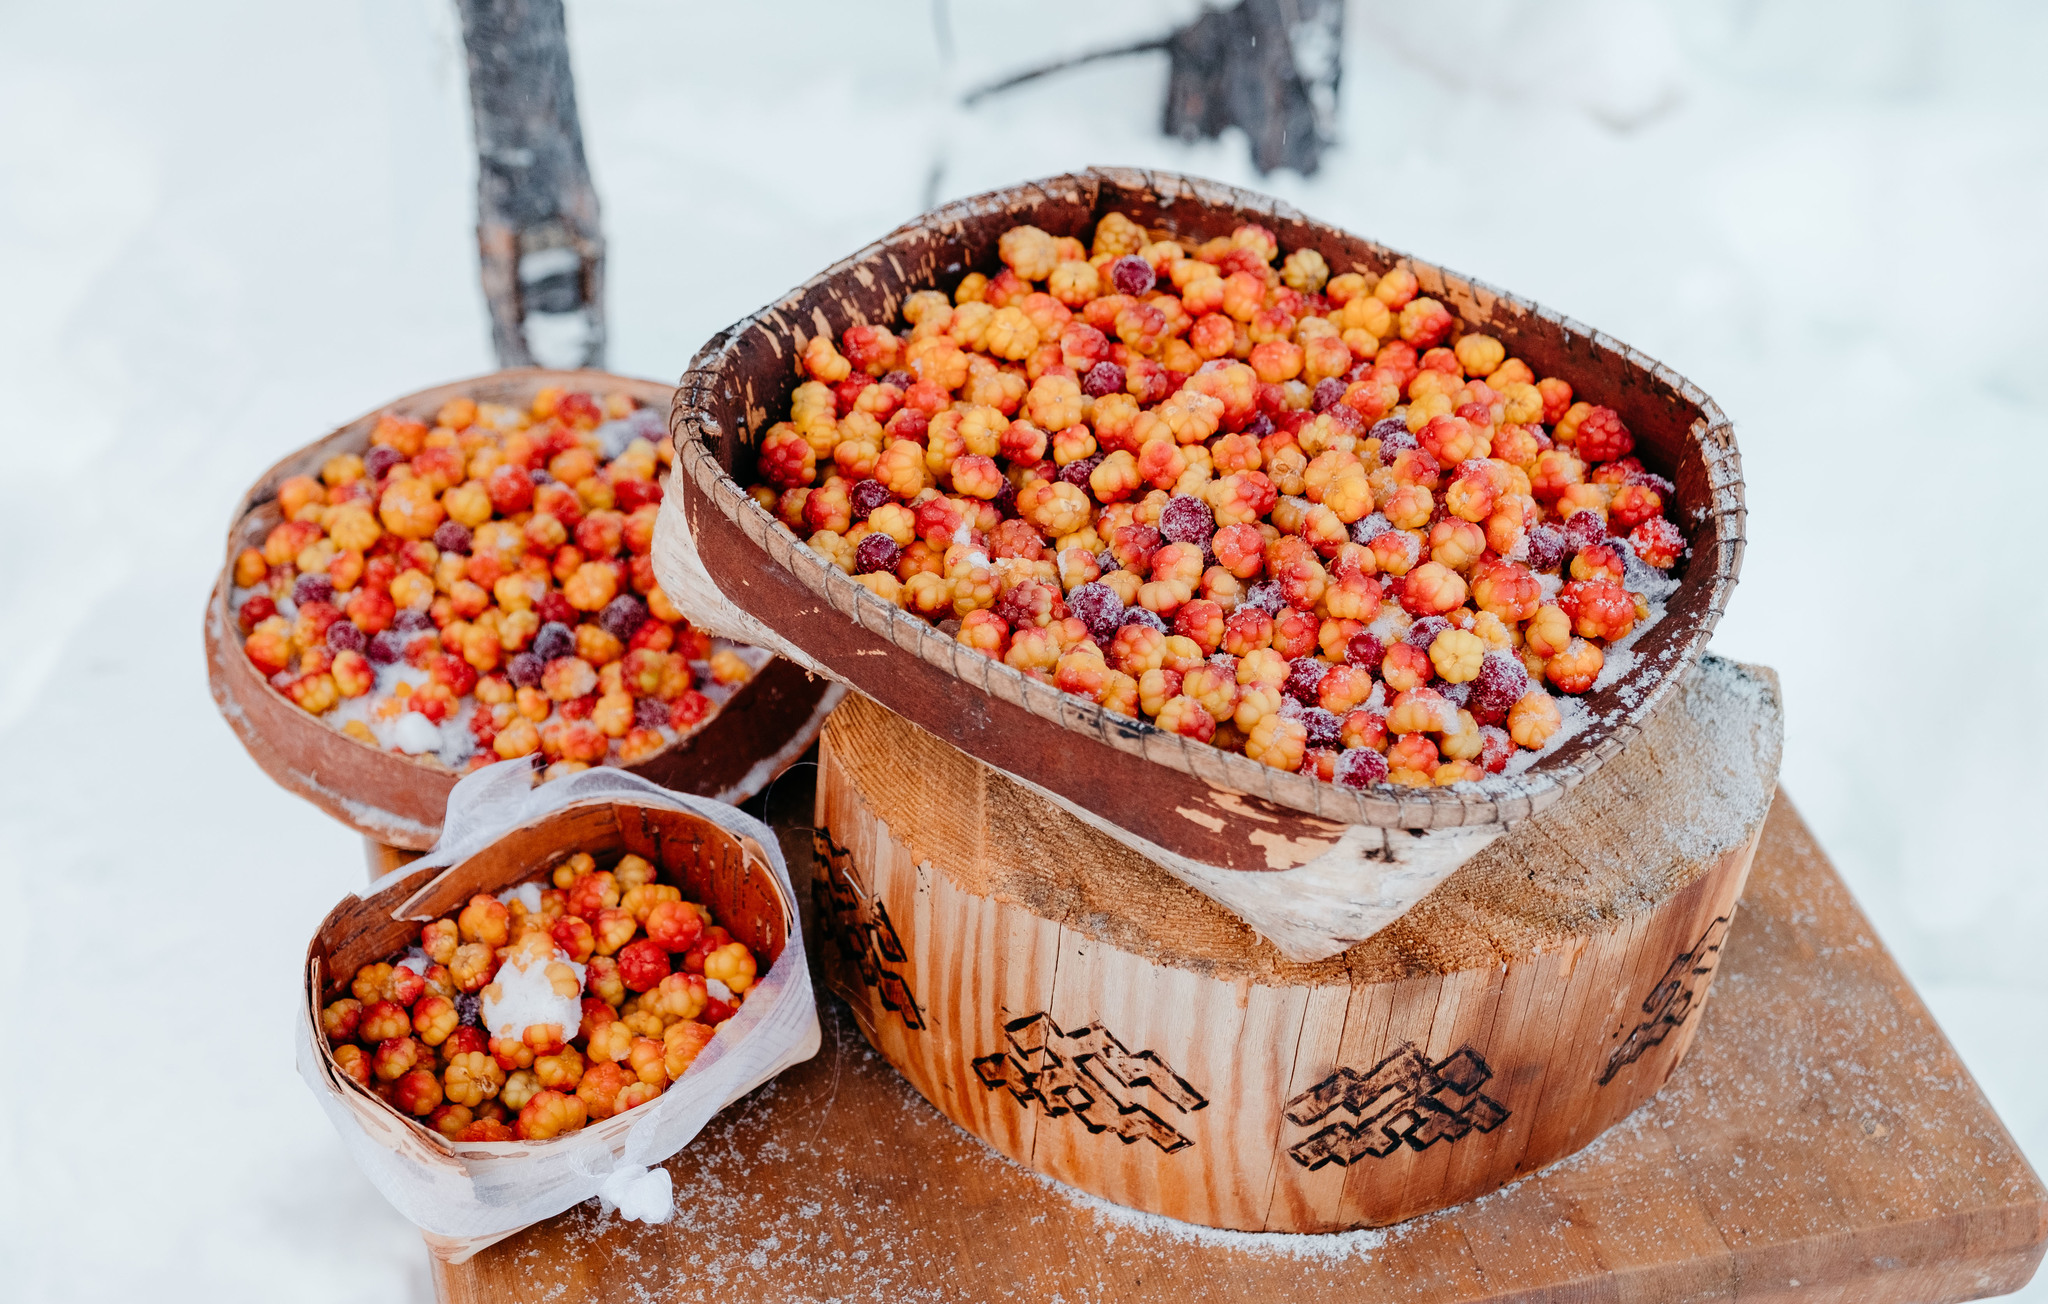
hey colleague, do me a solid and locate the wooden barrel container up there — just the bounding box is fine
[207,368,838,849]
[305,794,801,1261]
[812,656,1782,1232]
[660,167,1746,872]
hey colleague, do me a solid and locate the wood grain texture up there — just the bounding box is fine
[811,661,1775,1231]
[657,167,1746,857]
[204,368,834,848]
[431,795,2048,1304]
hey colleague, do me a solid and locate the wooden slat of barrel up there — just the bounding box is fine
[428,795,2048,1304]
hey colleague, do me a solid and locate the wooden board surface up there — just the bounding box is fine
[432,795,2047,1304]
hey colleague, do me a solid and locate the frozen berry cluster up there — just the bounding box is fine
[231,387,764,779]
[755,215,1686,790]
[322,850,764,1143]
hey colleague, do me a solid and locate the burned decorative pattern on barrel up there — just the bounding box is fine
[1601,915,1732,1085]
[1284,1043,1509,1168]
[974,1012,1207,1152]
[812,830,924,1030]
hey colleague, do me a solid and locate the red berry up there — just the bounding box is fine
[853,534,901,575]
[1159,495,1217,546]
[1333,747,1389,788]
[537,592,576,627]
[237,595,276,632]
[1282,656,1328,706]
[1082,361,1126,398]
[848,479,891,521]
[1524,524,1567,573]
[1110,255,1156,297]
[1067,582,1125,642]
[617,939,671,993]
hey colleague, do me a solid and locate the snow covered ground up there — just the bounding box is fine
[1,1,2043,1299]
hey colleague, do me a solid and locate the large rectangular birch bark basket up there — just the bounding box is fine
[653,169,1744,882]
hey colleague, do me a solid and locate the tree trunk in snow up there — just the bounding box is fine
[454,0,606,370]
[1163,0,1344,176]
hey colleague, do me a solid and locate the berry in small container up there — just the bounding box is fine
[298,766,816,1263]
[207,369,841,849]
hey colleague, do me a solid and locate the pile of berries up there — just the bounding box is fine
[231,387,762,780]
[322,849,765,1143]
[755,215,1684,789]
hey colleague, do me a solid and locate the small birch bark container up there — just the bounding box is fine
[300,774,817,1262]
[206,368,838,849]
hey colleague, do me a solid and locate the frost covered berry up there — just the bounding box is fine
[433,522,473,554]
[327,620,367,654]
[507,652,544,689]
[1109,255,1157,297]
[1563,510,1610,557]
[853,533,902,576]
[1344,631,1385,669]
[1066,581,1125,642]
[1082,361,1126,398]
[531,621,576,663]
[1524,523,1567,573]
[1282,656,1328,706]
[1469,651,1530,721]
[598,596,647,640]
[1158,494,1216,546]
[848,478,892,521]
[1333,747,1389,788]
[293,574,335,608]
[1405,616,1452,652]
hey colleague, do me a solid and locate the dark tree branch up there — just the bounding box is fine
[454,0,606,369]
[959,38,1171,107]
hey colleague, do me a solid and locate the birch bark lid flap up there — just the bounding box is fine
[205,367,839,849]
[656,168,1743,871]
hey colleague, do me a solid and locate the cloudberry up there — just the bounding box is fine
[1558,580,1636,641]
[1246,715,1307,771]
[1629,516,1683,568]
[1545,639,1605,694]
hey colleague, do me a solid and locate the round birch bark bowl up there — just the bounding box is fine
[305,795,797,1262]
[659,167,1746,872]
[206,369,838,849]
[812,655,1783,1233]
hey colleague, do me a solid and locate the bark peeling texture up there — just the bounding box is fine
[1164,0,1344,176]
[455,0,607,369]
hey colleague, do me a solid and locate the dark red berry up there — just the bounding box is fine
[363,447,402,480]
[1371,421,1415,453]
[1470,651,1529,717]
[529,467,553,485]
[507,652,544,689]
[599,595,648,639]
[393,608,435,633]
[1282,656,1328,705]
[991,478,1019,520]
[531,622,576,663]
[1334,747,1390,788]
[1300,706,1342,750]
[1066,582,1125,641]
[1241,413,1275,440]
[1523,524,1567,573]
[1082,361,1126,398]
[432,522,473,554]
[848,479,891,521]
[455,993,481,1026]
[1120,607,1168,633]
[537,592,576,627]
[634,696,670,731]
[367,632,404,665]
[1405,616,1452,651]
[1563,510,1610,556]
[1109,255,1156,297]
[1158,495,1216,547]
[1242,581,1284,615]
[1345,632,1385,669]
[326,620,367,654]
[1059,455,1103,490]
[881,369,915,391]
[293,575,334,608]
[1312,378,1347,413]
[853,533,901,576]
[1349,513,1391,546]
